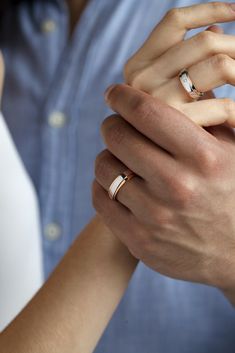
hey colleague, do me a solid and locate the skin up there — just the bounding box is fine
[94,2,235,306]
[2,2,235,351]
[0,216,137,353]
[0,8,137,352]
[0,4,133,353]
[124,2,235,126]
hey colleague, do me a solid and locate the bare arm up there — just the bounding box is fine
[0,216,137,353]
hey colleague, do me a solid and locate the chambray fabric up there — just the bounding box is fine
[1,0,235,352]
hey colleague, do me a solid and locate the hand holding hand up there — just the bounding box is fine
[94,84,235,304]
[93,2,235,305]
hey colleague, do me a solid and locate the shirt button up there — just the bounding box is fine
[41,19,57,34]
[44,223,62,241]
[48,112,67,128]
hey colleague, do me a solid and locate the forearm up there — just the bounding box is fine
[0,216,137,353]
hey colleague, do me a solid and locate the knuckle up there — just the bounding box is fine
[148,205,173,229]
[94,150,110,180]
[124,60,161,93]
[212,54,231,77]
[108,121,125,145]
[155,209,173,228]
[165,7,183,25]
[194,31,216,52]
[101,114,118,136]
[124,59,150,90]
[131,95,156,122]
[210,1,221,8]
[211,1,228,12]
[222,98,235,118]
[125,69,145,89]
[169,173,197,208]
[101,116,126,146]
[197,147,222,174]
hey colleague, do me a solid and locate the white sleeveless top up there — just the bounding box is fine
[0,112,43,331]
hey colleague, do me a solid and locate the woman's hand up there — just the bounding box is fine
[124,2,235,127]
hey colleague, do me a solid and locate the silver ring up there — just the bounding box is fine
[179,69,204,100]
[108,170,135,201]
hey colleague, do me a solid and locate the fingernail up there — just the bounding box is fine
[230,3,235,11]
[104,84,116,102]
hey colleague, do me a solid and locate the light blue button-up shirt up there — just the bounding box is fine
[1,0,235,352]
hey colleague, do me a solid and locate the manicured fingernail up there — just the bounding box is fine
[230,3,235,11]
[104,84,116,102]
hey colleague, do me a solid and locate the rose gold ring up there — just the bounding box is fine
[179,69,204,100]
[108,169,135,201]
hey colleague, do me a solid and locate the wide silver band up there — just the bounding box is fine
[179,69,204,100]
[108,170,135,201]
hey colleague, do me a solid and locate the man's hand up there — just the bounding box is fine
[93,84,235,304]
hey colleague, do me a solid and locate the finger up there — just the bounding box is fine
[94,150,173,222]
[190,53,235,92]
[153,54,235,105]
[205,125,235,143]
[95,149,145,210]
[124,26,222,96]
[154,31,235,80]
[101,115,178,181]
[200,90,215,100]
[128,29,230,93]
[181,98,235,127]
[193,26,220,102]
[105,84,216,158]
[206,24,224,34]
[128,2,235,64]
[92,180,142,252]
